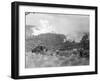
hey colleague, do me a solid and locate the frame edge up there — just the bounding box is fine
[11,2,19,79]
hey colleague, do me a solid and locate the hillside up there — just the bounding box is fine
[25,33,66,52]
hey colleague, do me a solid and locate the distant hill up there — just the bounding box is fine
[25,33,66,52]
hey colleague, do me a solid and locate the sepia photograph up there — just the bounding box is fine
[25,12,90,68]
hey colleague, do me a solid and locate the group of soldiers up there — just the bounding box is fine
[31,45,89,58]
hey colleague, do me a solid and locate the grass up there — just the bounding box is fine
[25,51,89,68]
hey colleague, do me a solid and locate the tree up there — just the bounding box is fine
[80,33,89,50]
[25,25,33,39]
[78,33,89,58]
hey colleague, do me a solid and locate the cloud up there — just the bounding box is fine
[26,13,89,42]
[32,19,55,35]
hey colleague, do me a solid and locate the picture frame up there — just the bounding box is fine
[11,1,98,79]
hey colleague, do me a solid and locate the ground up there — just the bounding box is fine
[25,50,89,68]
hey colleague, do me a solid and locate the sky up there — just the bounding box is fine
[26,12,89,42]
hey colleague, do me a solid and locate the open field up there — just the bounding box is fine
[25,51,89,68]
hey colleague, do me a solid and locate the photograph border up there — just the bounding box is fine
[11,1,98,79]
